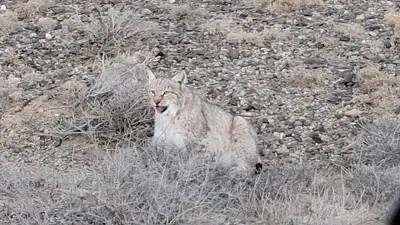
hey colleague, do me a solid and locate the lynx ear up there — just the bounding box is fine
[172,71,187,85]
[147,67,156,84]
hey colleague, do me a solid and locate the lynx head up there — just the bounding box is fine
[147,67,187,115]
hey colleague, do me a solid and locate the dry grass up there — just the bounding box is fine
[13,0,54,20]
[54,52,155,146]
[352,65,400,112]
[167,4,207,21]
[283,65,332,89]
[384,10,400,36]
[249,0,325,12]
[0,132,398,224]
[200,18,289,46]
[0,10,23,36]
[83,7,161,56]
[0,77,10,118]
[333,23,366,40]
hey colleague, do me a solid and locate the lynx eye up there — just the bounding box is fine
[163,91,173,96]
[149,90,155,95]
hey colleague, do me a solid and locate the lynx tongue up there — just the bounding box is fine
[156,106,167,113]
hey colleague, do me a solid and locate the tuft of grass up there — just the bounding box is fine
[13,0,54,20]
[384,10,400,36]
[282,65,332,89]
[83,7,161,57]
[167,4,207,21]
[333,23,366,40]
[352,65,400,112]
[249,0,325,12]
[357,118,400,167]
[55,52,155,146]
[0,10,23,36]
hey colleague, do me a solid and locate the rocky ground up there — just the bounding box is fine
[0,0,400,224]
[1,0,399,168]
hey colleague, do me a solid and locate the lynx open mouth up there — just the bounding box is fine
[156,106,168,113]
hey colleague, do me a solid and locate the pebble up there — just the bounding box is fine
[344,109,362,118]
[45,33,53,40]
[28,32,38,39]
[37,17,58,31]
[0,5,6,11]
[227,48,240,59]
[342,71,356,85]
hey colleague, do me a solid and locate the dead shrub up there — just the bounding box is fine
[353,66,400,111]
[0,10,23,36]
[55,52,155,146]
[384,10,400,36]
[84,7,161,56]
[249,0,325,12]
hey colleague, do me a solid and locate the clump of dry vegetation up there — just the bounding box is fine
[167,3,207,21]
[249,0,325,12]
[283,65,332,89]
[384,10,400,36]
[200,18,289,46]
[0,10,23,36]
[333,22,366,40]
[352,65,400,112]
[83,7,161,56]
[55,53,155,146]
[0,130,398,224]
[13,0,54,20]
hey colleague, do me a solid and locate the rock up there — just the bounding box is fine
[395,66,400,76]
[29,33,38,38]
[37,17,58,31]
[383,40,392,48]
[277,145,290,155]
[45,33,53,40]
[9,91,23,101]
[355,14,365,22]
[344,109,362,118]
[339,36,350,42]
[327,92,340,104]
[315,42,324,49]
[0,5,6,11]
[304,57,325,65]
[342,71,356,85]
[371,54,386,63]
[294,121,303,127]
[309,132,323,143]
[395,106,400,115]
[141,8,152,16]
[227,48,240,59]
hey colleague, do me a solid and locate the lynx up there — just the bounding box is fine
[146,67,263,174]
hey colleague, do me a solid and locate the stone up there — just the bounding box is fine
[37,17,58,31]
[344,109,362,118]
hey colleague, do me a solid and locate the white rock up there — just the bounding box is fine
[344,109,362,118]
[45,33,52,40]
[0,5,6,11]
[37,17,58,31]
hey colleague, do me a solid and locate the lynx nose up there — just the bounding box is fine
[154,96,162,105]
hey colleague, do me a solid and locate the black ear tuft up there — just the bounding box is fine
[255,163,263,175]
